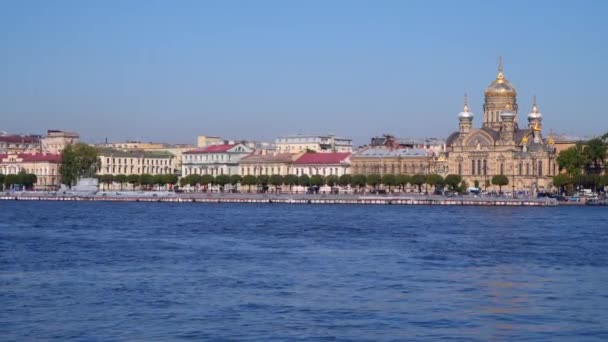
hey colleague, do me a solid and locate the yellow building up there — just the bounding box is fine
[97,148,176,175]
[197,136,222,148]
[0,152,61,189]
[275,134,353,153]
[444,60,558,194]
[350,148,432,175]
[41,130,79,154]
[240,152,302,176]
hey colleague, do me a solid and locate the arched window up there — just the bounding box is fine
[471,160,475,175]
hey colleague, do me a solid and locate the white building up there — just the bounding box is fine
[275,134,353,153]
[182,143,253,176]
[292,152,351,177]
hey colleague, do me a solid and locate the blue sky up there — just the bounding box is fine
[1,0,607,145]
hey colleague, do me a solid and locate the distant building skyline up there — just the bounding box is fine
[1,1,607,144]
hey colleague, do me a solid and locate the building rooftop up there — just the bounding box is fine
[354,147,430,158]
[97,148,174,159]
[293,152,351,164]
[240,153,297,163]
[183,144,238,154]
[0,152,61,162]
[0,135,41,144]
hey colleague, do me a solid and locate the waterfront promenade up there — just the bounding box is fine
[0,192,559,206]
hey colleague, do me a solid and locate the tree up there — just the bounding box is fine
[164,174,178,189]
[444,174,462,191]
[241,175,257,192]
[215,175,231,191]
[351,174,367,191]
[229,175,242,191]
[298,174,310,187]
[114,174,127,190]
[60,143,99,187]
[98,174,114,191]
[269,175,284,192]
[381,174,396,192]
[396,174,410,192]
[139,174,154,190]
[366,174,381,191]
[200,175,214,189]
[152,174,166,190]
[552,174,571,194]
[585,138,607,173]
[557,144,589,177]
[126,174,140,190]
[283,174,299,192]
[4,174,19,189]
[338,174,352,187]
[0,174,4,190]
[325,175,339,187]
[491,174,509,194]
[425,174,444,193]
[310,175,325,187]
[410,174,426,193]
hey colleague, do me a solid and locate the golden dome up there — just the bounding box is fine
[485,58,516,96]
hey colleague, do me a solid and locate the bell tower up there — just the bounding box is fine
[483,57,518,131]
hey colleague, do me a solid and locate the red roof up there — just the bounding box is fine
[294,152,351,165]
[183,144,237,154]
[0,135,40,143]
[0,153,61,162]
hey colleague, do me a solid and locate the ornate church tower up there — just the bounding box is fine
[458,93,473,139]
[527,96,543,143]
[483,57,518,131]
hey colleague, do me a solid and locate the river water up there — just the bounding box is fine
[1,202,607,341]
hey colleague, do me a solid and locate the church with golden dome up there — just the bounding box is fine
[443,58,558,194]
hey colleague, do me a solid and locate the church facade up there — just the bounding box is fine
[444,61,558,194]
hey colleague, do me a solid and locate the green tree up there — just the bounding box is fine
[99,174,114,191]
[14,171,37,190]
[585,138,607,173]
[114,174,127,190]
[444,174,462,191]
[164,174,178,189]
[139,174,154,190]
[256,174,269,185]
[283,174,299,192]
[395,174,410,192]
[552,174,571,194]
[338,174,352,187]
[200,175,214,188]
[241,175,257,192]
[557,144,589,177]
[298,174,310,187]
[269,174,284,192]
[4,174,19,188]
[0,174,4,190]
[410,174,426,193]
[229,175,242,192]
[381,174,396,191]
[426,174,444,193]
[215,174,231,191]
[491,174,509,194]
[473,179,480,189]
[127,174,140,190]
[366,174,381,190]
[60,143,99,187]
[325,175,339,187]
[351,174,367,191]
[152,174,166,190]
[310,175,325,187]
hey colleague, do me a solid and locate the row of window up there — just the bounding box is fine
[185,154,233,162]
[104,166,172,174]
[239,167,343,176]
[105,157,171,166]
[459,160,555,177]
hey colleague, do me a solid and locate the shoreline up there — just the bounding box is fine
[0,193,563,206]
